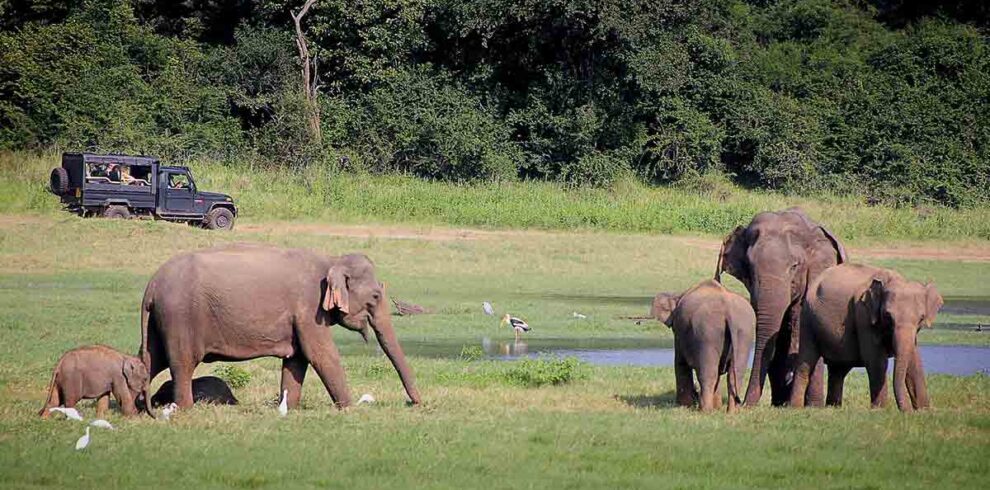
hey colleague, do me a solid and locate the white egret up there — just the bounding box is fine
[89,419,114,430]
[48,407,83,421]
[278,389,288,416]
[572,312,587,319]
[75,427,90,450]
[500,314,531,340]
[482,302,495,316]
[357,393,375,405]
[160,402,177,421]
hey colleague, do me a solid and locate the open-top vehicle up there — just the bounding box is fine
[49,153,237,230]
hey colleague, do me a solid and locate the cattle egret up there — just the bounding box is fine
[89,419,114,430]
[160,403,177,421]
[572,312,587,319]
[75,427,90,450]
[358,393,375,405]
[48,407,83,421]
[500,314,531,340]
[482,302,495,316]
[278,390,288,416]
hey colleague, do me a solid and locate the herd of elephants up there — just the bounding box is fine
[39,208,942,419]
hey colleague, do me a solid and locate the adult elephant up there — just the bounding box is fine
[715,208,847,406]
[139,244,420,409]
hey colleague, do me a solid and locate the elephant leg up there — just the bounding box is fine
[96,394,110,418]
[169,361,197,409]
[281,355,308,409]
[826,364,852,407]
[674,349,695,407]
[865,358,888,409]
[804,357,825,407]
[906,349,930,409]
[711,373,723,410]
[296,324,352,409]
[697,353,720,412]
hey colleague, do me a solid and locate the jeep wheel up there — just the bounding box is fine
[103,205,131,219]
[205,207,234,230]
[49,168,69,195]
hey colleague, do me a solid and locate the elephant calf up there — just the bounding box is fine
[652,280,755,412]
[40,345,151,418]
[790,264,942,412]
[146,376,238,408]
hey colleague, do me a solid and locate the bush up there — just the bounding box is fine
[213,364,251,389]
[502,356,586,387]
[459,345,485,362]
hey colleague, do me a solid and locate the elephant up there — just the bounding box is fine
[716,208,847,406]
[142,376,239,409]
[789,264,942,412]
[139,244,420,410]
[652,280,755,412]
[40,344,151,418]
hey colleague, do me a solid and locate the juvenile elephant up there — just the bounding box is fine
[40,345,151,418]
[145,376,238,408]
[789,264,942,412]
[652,280,755,412]
[140,244,420,410]
[716,208,847,406]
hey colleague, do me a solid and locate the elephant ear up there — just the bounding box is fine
[122,357,148,392]
[323,265,350,314]
[716,226,749,288]
[818,224,848,264]
[923,282,943,329]
[858,277,886,327]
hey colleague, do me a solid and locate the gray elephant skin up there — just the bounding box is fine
[139,244,420,410]
[790,264,942,411]
[716,208,847,406]
[653,280,755,412]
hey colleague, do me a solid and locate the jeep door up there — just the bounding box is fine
[160,171,195,213]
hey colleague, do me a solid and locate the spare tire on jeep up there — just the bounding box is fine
[49,167,69,195]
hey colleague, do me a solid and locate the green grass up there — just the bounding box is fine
[1,158,989,488]
[4,150,990,240]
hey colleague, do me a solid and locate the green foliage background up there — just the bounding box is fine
[1,0,988,206]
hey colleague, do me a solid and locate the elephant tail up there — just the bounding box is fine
[139,279,156,375]
[725,322,742,407]
[38,355,63,417]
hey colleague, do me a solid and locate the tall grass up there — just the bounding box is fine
[3,150,989,240]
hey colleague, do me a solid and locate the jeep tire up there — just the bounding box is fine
[49,167,69,195]
[103,205,131,219]
[205,207,234,230]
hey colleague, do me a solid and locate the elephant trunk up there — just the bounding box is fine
[142,387,153,418]
[892,327,916,412]
[371,293,421,405]
[743,282,790,406]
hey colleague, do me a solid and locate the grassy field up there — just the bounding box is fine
[0,214,988,489]
[4,150,990,240]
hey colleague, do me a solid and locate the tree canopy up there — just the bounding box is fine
[2,0,988,206]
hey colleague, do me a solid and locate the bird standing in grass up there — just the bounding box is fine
[500,314,531,340]
[278,389,289,417]
[75,427,90,450]
[482,302,495,316]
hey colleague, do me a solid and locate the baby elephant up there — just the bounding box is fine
[146,376,238,408]
[790,264,942,412]
[40,345,151,418]
[653,280,755,412]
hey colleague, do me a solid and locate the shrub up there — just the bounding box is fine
[213,364,251,389]
[458,345,485,362]
[502,355,586,387]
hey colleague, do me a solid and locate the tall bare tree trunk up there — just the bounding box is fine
[292,0,321,144]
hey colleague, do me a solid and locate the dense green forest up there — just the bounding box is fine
[1,0,988,207]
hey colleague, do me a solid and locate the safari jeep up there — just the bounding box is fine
[48,153,237,230]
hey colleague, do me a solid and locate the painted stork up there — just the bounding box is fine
[500,314,531,340]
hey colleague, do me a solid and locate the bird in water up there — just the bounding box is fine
[483,302,495,316]
[48,407,83,421]
[75,427,90,450]
[89,419,114,430]
[500,314,531,340]
[278,389,289,416]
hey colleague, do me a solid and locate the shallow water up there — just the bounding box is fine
[374,338,990,376]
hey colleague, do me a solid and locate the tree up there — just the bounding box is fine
[291,0,320,144]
